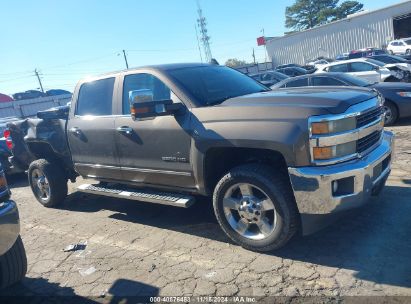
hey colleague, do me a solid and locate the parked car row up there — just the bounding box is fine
[270,72,411,125]
[12,89,71,101]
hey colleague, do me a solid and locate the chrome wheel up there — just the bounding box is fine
[383,105,393,125]
[223,183,277,240]
[31,169,50,201]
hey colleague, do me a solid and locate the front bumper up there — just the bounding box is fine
[288,130,394,235]
[0,200,20,256]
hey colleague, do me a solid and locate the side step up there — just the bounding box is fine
[77,184,195,208]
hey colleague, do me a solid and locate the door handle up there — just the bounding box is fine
[116,126,133,135]
[69,127,82,136]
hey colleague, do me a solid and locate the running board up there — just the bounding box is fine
[77,184,195,208]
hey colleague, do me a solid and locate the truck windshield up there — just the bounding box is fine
[167,66,269,106]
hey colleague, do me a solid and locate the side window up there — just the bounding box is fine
[76,78,115,116]
[312,77,344,86]
[261,74,273,81]
[285,78,308,88]
[350,62,374,72]
[328,64,348,72]
[122,73,172,114]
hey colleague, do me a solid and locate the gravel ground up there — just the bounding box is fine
[1,120,411,301]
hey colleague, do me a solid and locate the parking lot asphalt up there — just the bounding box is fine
[1,120,411,301]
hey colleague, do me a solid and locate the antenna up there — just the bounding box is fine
[196,0,213,63]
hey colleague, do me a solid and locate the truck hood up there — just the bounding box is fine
[221,87,377,114]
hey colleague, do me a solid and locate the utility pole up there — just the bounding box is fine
[122,50,129,69]
[196,0,213,63]
[252,48,256,65]
[34,69,44,93]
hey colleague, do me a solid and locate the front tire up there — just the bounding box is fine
[383,101,398,126]
[213,164,299,252]
[0,236,27,289]
[28,159,68,207]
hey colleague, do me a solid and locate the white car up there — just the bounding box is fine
[316,58,404,83]
[387,38,411,55]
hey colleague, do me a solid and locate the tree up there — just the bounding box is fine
[225,58,248,68]
[285,0,363,31]
[332,1,364,20]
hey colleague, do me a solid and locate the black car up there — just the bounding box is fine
[275,63,301,69]
[271,72,411,125]
[275,67,308,77]
[249,71,289,87]
[12,90,46,100]
[0,166,27,289]
[46,89,72,96]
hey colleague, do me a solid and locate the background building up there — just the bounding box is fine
[265,0,411,66]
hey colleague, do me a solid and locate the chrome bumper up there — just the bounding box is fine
[289,131,394,221]
[0,200,20,256]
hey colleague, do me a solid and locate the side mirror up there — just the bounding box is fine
[129,89,153,104]
[131,100,184,120]
[374,66,380,71]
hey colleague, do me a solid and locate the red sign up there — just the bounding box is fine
[257,36,266,46]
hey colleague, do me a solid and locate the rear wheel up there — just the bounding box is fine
[383,101,398,126]
[0,236,27,289]
[28,159,68,207]
[213,164,299,252]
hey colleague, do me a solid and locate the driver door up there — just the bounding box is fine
[114,73,195,189]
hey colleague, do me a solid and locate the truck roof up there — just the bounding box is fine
[95,63,212,78]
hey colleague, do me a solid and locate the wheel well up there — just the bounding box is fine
[27,142,59,162]
[27,142,76,181]
[204,147,288,194]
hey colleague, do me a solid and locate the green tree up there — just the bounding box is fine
[285,0,363,31]
[332,1,364,20]
[225,58,248,68]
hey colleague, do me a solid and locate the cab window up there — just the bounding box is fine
[76,77,115,116]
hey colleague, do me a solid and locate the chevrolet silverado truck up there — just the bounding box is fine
[7,63,394,251]
[0,165,27,288]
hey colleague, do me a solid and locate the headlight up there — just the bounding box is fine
[311,117,356,135]
[397,92,411,98]
[312,142,357,160]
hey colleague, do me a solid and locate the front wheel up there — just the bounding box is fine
[28,159,68,207]
[0,236,27,289]
[213,164,299,252]
[383,101,398,126]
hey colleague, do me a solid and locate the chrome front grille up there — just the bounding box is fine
[357,130,382,154]
[356,106,383,128]
[309,97,385,166]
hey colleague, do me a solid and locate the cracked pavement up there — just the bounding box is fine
[1,121,411,300]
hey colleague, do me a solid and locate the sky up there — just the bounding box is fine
[0,0,398,95]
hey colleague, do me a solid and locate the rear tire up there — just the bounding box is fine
[383,101,398,126]
[0,236,27,289]
[28,159,68,207]
[213,164,299,252]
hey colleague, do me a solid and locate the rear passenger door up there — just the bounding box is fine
[67,77,121,180]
